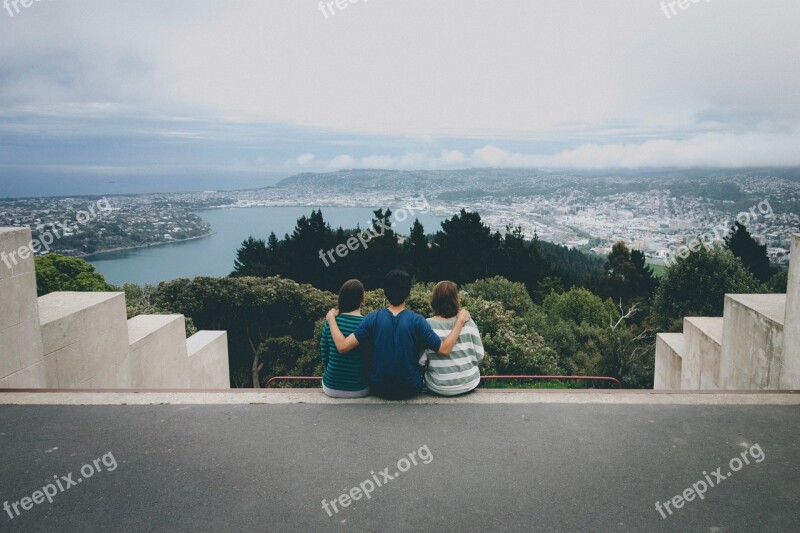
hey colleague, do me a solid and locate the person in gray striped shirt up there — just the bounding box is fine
[419,281,484,396]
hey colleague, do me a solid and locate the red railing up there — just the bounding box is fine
[264,375,622,389]
[265,376,322,388]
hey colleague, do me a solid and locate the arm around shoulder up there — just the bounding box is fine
[437,309,471,356]
[326,308,360,353]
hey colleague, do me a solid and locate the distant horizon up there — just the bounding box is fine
[2,1,800,199]
[4,165,800,200]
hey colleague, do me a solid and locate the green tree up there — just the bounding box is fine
[598,242,657,306]
[653,246,764,331]
[543,287,619,328]
[724,222,773,282]
[430,209,502,284]
[232,236,271,277]
[142,276,334,387]
[767,269,789,293]
[401,218,430,279]
[35,254,116,296]
[463,277,534,315]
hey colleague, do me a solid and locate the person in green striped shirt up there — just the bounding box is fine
[419,281,484,396]
[320,279,370,398]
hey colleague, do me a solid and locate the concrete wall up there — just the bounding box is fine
[124,315,191,388]
[0,226,230,389]
[780,234,800,389]
[652,235,799,392]
[0,228,46,388]
[654,333,683,390]
[719,294,785,390]
[38,291,129,388]
[682,317,723,390]
[187,331,230,388]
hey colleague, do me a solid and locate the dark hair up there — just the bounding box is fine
[338,279,365,313]
[383,269,412,306]
[430,281,460,318]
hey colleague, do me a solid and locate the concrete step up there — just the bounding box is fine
[186,331,230,388]
[781,234,800,388]
[654,333,684,390]
[122,315,190,388]
[36,292,128,388]
[682,317,724,390]
[0,228,43,387]
[720,293,786,390]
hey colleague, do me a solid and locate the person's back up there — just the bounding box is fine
[419,281,484,396]
[320,315,369,396]
[326,269,472,401]
[420,316,483,395]
[320,280,370,398]
[356,308,438,397]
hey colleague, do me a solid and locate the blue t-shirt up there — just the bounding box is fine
[354,309,442,391]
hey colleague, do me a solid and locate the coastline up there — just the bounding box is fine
[77,232,215,259]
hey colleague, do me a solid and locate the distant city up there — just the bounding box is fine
[2,168,798,267]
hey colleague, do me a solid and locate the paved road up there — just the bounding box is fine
[0,403,798,532]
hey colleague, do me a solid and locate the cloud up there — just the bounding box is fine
[329,154,355,169]
[295,153,315,165]
[289,128,800,171]
[1,0,799,180]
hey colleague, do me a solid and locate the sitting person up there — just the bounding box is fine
[326,269,470,400]
[320,279,370,398]
[419,281,484,396]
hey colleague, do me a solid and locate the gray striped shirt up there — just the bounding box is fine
[419,317,484,395]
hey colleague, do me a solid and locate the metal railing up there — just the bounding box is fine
[264,375,622,389]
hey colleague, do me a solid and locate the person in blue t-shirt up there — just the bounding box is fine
[326,269,471,400]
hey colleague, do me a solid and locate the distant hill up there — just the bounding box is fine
[275,168,545,191]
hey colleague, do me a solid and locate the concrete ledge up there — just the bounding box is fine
[654,333,683,389]
[125,315,190,388]
[720,293,786,389]
[0,389,797,405]
[186,330,230,388]
[781,233,800,388]
[38,291,128,387]
[683,317,723,390]
[0,227,35,279]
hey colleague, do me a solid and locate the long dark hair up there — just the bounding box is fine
[338,279,365,313]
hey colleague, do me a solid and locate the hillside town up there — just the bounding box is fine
[2,169,797,264]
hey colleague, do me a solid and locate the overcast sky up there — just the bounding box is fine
[1,0,799,194]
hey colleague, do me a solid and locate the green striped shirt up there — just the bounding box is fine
[320,314,369,392]
[419,317,484,396]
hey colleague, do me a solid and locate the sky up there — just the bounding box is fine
[1,0,799,196]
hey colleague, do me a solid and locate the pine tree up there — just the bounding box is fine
[724,222,772,282]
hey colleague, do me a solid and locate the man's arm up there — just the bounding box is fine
[326,308,360,353]
[429,309,471,356]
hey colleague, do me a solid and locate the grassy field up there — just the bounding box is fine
[647,262,667,278]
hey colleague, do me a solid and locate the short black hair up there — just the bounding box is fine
[383,269,411,306]
[338,279,365,313]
